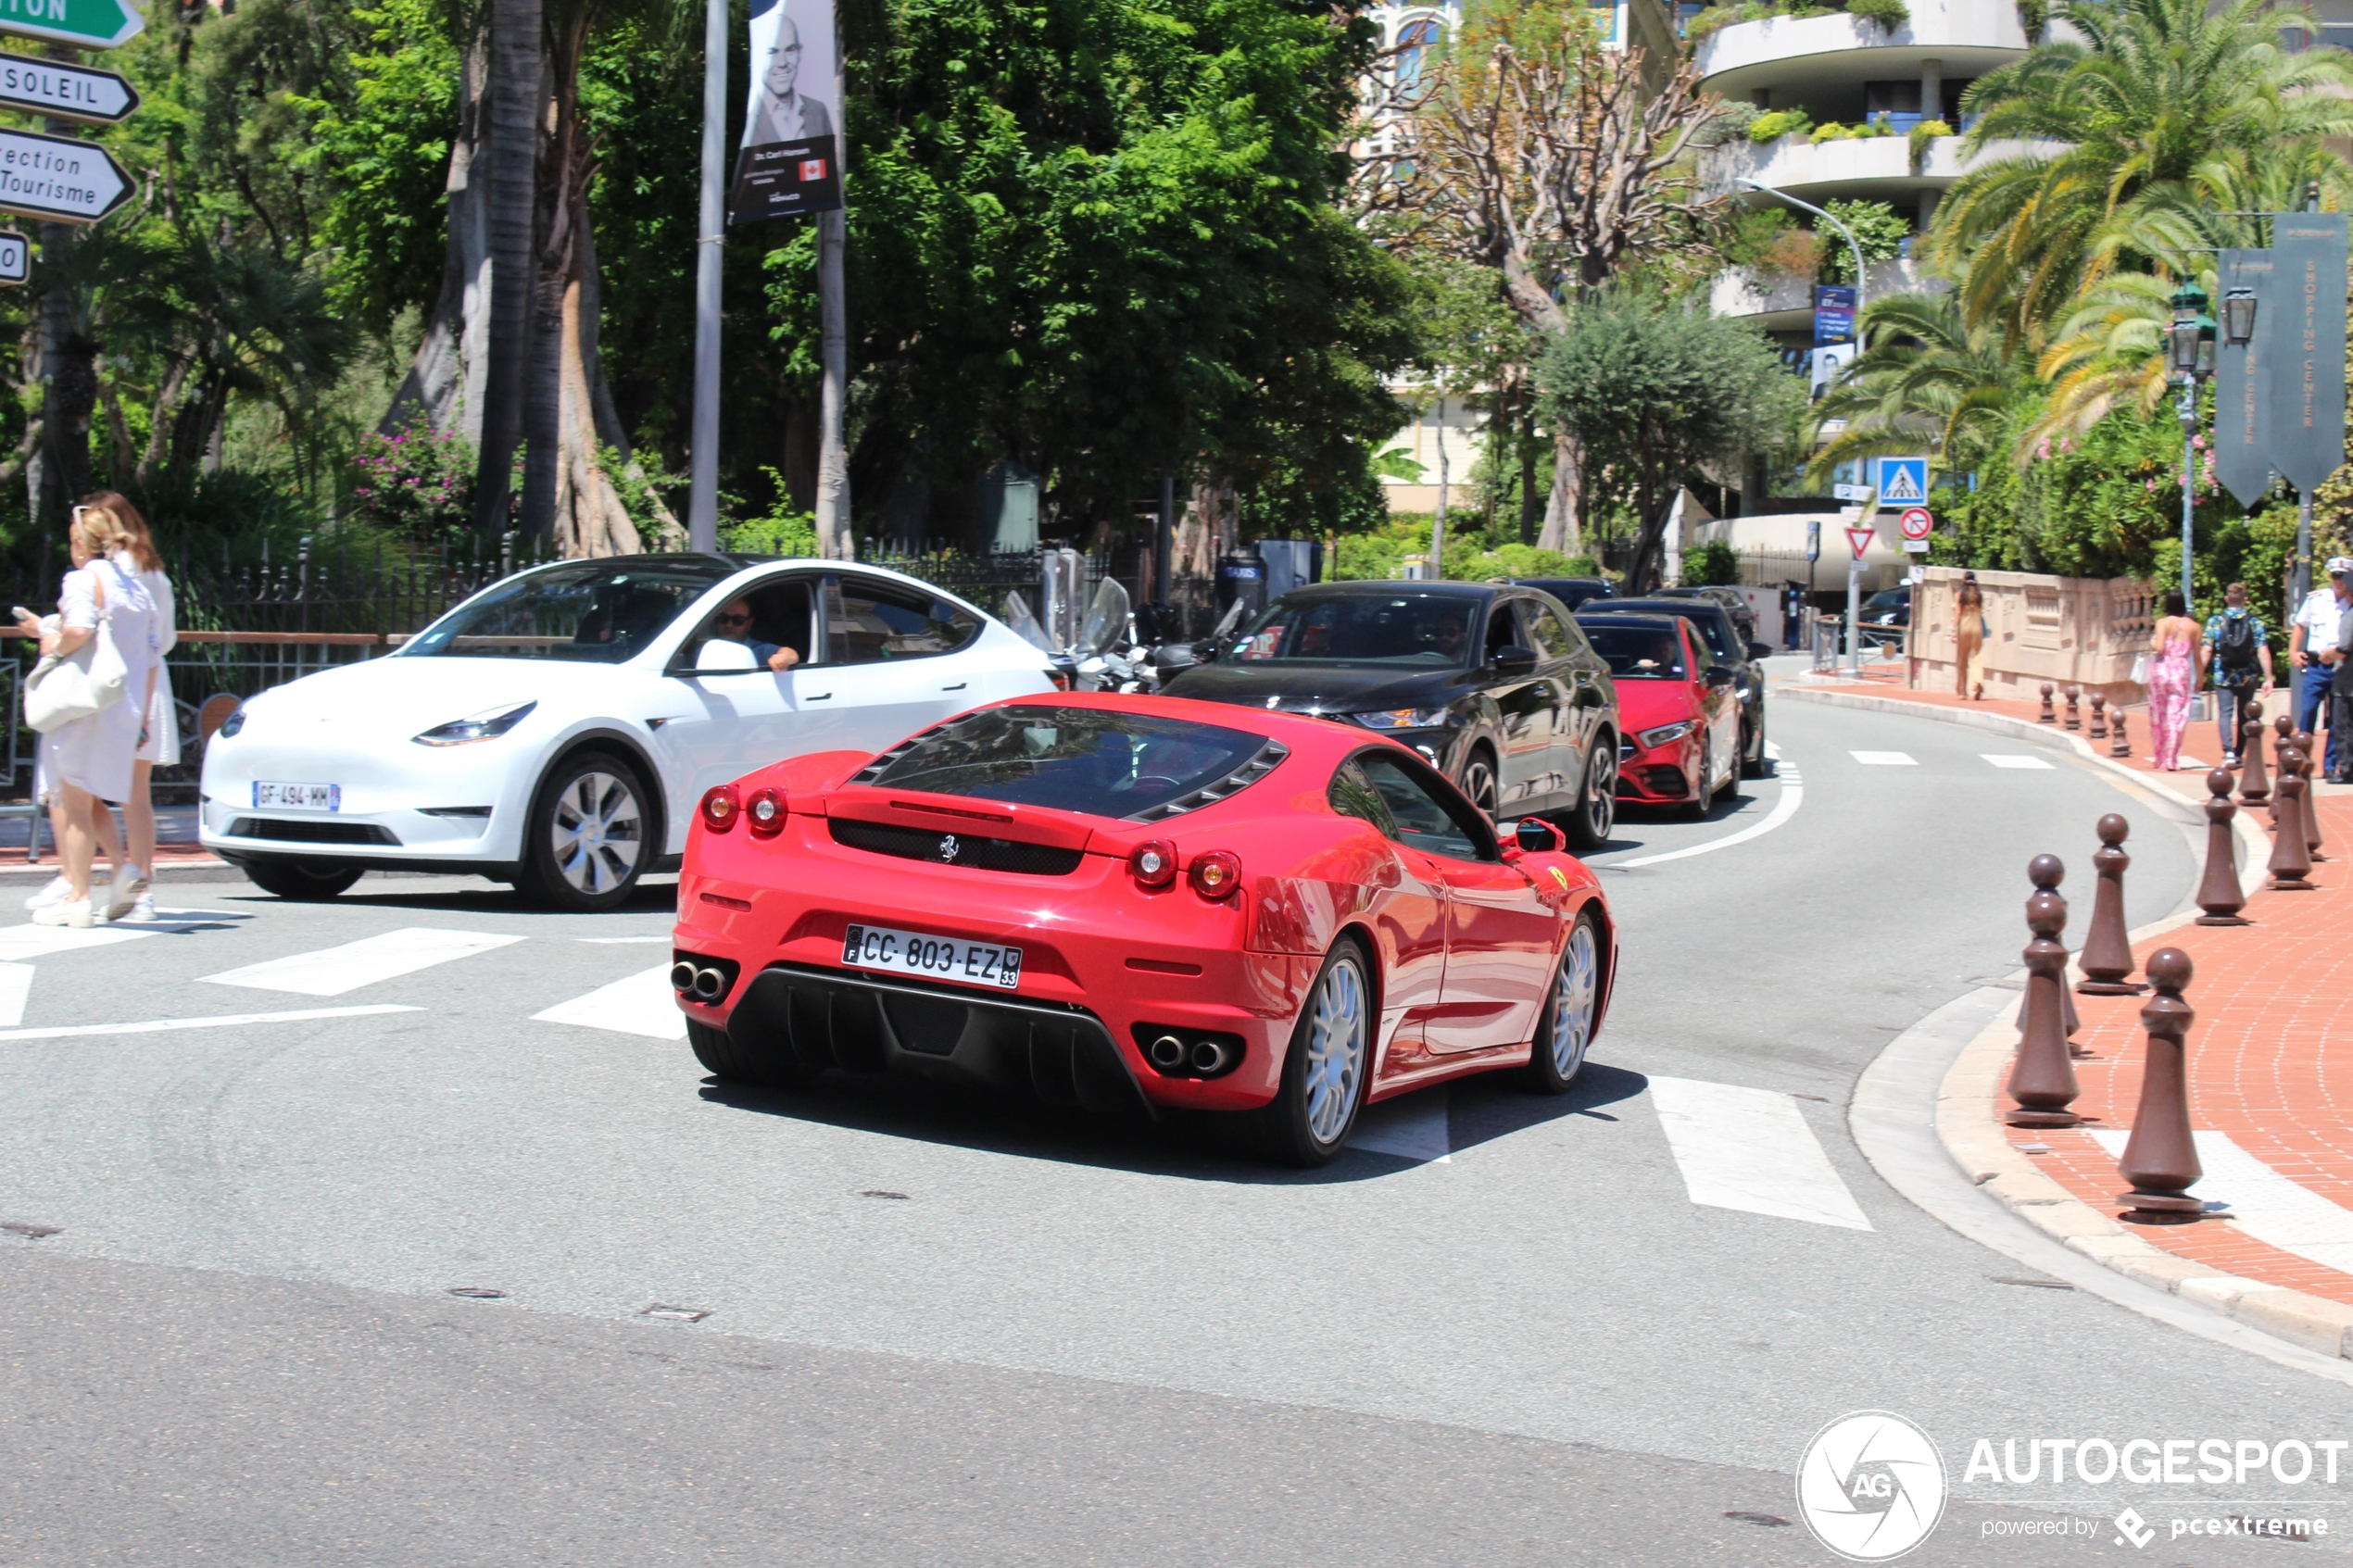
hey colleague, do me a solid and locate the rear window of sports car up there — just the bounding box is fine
[857,707,1283,821]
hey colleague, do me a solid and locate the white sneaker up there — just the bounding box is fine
[31,899,92,928]
[22,875,66,910]
[120,891,156,923]
[104,864,142,922]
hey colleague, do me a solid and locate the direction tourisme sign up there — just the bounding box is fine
[0,52,134,123]
[0,0,143,51]
[0,126,127,222]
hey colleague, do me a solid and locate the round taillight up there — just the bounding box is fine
[746,787,786,837]
[1189,850,1242,899]
[1130,839,1177,887]
[700,784,740,832]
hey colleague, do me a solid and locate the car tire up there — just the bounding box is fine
[1458,749,1500,820]
[239,859,363,901]
[1254,936,1374,1168]
[1741,713,1768,778]
[1562,738,1616,850]
[520,750,651,912]
[1685,735,1713,818]
[1524,908,1603,1093]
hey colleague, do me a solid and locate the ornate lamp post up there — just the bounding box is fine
[2167,282,2218,613]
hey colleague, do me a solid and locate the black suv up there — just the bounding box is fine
[1160,581,1623,847]
[1581,597,1771,777]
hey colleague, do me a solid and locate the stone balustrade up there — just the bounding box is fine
[1912,565,2152,706]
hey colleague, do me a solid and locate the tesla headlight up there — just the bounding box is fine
[1351,707,1450,731]
[413,700,537,747]
[1635,720,1697,749]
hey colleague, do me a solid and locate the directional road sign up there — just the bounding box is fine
[1875,456,1929,506]
[0,52,134,123]
[0,126,127,223]
[0,229,26,284]
[1845,526,1877,561]
[0,0,144,51]
[1898,506,1934,541]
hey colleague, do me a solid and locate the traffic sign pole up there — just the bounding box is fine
[1844,524,1875,675]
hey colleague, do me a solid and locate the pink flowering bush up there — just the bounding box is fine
[347,414,477,546]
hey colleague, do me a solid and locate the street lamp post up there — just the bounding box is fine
[1741,179,1867,324]
[2166,281,2218,614]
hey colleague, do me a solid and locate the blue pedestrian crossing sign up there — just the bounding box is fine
[1875,457,1929,505]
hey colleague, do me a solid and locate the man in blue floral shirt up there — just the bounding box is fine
[2198,582,2273,766]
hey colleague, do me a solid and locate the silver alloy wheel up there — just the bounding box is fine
[550,770,644,895]
[1583,745,1616,842]
[1461,756,1499,819]
[1303,956,1368,1146]
[1549,920,1599,1080]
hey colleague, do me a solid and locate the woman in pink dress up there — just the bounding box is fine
[2146,590,2200,771]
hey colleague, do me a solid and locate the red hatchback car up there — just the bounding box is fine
[671,693,1617,1165]
[1578,613,1741,816]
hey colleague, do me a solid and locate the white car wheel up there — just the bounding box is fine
[523,752,648,910]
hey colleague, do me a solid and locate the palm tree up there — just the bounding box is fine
[1803,292,2028,481]
[1931,0,2353,348]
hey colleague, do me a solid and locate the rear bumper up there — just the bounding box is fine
[726,961,1158,1120]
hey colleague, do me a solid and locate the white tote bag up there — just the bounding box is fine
[25,569,128,734]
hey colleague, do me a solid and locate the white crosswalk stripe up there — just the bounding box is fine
[1648,1076,1873,1230]
[534,964,687,1040]
[1849,750,1918,767]
[0,962,33,1027]
[200,927,524,997]
[0,924,154,961]
[2089,1129,2353,1276]
[1982,754,2055,770]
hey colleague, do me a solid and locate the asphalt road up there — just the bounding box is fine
[3,696,2347,1565]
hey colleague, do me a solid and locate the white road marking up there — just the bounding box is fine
[1649,1076,1873,1231]
[0,1004,420,1042]
[1350,1089,1452,1162]
[0,962,32,1027]
[577,936,671,945]
[1615,780,1805,869]
[2089,1129,2353,1275]
[0,924,154,961]
[200,927,525,997]
[1849,750,1918,766]
[1982,754,2056,770]
[534,965,687,1040]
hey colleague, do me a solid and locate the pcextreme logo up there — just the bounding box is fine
[1796,1411,1949,1562]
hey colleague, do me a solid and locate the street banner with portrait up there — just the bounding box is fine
[729,0,840,224]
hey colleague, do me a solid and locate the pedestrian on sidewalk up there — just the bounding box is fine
[2329,585,2353,784]
[14,504,160,927]
[2146,591,2200,771]
[92,492,172,922]
[1954,572,1986,699]
[2198,581,2273,766]
[2290,558,2351,776]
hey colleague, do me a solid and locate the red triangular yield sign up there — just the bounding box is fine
[1845,527,1876,559]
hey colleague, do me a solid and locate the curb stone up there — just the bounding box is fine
[1808,682,2353,1361]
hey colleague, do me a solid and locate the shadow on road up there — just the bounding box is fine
[208,873,680,918]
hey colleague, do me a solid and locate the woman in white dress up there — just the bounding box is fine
[14,504,159,927]
[92,492,173,922]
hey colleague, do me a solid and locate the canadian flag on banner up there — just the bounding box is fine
[799,158,828,182]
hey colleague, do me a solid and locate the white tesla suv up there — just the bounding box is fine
[199,553,1059,909]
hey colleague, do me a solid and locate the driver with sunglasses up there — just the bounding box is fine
[712,598,801,672]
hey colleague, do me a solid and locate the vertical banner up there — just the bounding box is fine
[728,0,841,224]
[1813,283,1856,345]
[2268,212,2348,495]
[2215,247,2276,507]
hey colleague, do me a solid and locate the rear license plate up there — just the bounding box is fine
[841,923,1022,990]
[252,781,340,811]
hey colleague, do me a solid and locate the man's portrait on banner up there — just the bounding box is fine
[742,0,835,150]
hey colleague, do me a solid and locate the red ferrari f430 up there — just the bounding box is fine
[671,693,1617,1165]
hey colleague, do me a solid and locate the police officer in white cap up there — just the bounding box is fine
[2290,558,2353,777]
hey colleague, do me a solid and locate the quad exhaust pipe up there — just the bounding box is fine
[672,961,729,1002]
[1147,1035,1188,1072]
[1141,1030,1238,1079]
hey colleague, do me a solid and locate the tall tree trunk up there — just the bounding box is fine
[384,34,490,443]
[1516,400,1540,547]
[1536,427,1581,555]
[472,0,541,536]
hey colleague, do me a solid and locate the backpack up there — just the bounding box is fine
[2215,611,2259,675]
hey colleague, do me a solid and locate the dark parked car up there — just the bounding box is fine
[1508,576,1616,611]
[1579,597,1770,777]
[1655,585,1757,644]
[1162,582,1622,847]
[1856,586,1911,648]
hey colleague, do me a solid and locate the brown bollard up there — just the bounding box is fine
[2110,709,2132,759]
[2117,949,2203,1223]
[2064,684,2082,730]
[2007,854,2082,1127]
[2076,814,2142,994]
[2089,694,2108,739]
[2272,716,2296,827]
[2237,697,2270,805]
[2194,769,2251,925]
[2039,683,2057,724]
[2269,746,2316,890]
[2296,732,2330,862]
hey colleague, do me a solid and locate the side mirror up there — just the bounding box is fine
[694,637,761,673]
[1514,817,1565,855]
[1704,664,1739,687]
[1491,644,1539,671]
[1747,641,1774,662]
